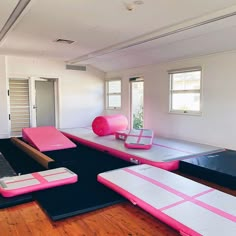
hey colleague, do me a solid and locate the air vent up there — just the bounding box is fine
[66,65,87,71]
[54,38,75,44]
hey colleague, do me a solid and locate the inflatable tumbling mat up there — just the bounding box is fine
[98,164,236,236]
[124,129,154,149]
[62,127,224,171]
[0,167,77,197]
[22,126,76,152]
[92,114,128,136]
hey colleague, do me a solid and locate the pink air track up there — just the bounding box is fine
[0,167,78,197]
[98,165,236,236]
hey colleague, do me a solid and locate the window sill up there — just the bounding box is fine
[169,110,202,116]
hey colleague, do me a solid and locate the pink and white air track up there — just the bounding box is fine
[0,167,78,197]
[98,164,236,236]
[62,127,223,171]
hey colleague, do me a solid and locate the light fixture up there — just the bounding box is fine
[125,0,144,11]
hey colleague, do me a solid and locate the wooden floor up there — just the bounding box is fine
[0,173,235,236]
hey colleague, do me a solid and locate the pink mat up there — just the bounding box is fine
[124,129,153,149]
[22,126,76,152]
[0,167,78,197]
[92,114,128,136]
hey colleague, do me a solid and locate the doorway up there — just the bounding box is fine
[35,79,56,127]
[130,77,144,129]
[8,77,58,136]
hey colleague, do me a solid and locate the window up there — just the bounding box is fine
[105,79,121,109]
[169,67,202,114]
[130,77,144,128]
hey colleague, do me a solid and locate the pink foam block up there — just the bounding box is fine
[92,114,128,136]
[125,129,154,149]
[0,167,78,197]
[22,126,76,152]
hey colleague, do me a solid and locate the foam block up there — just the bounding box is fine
[22,126,76,152]
[125,129,153,149]
[0,167,78,197]
[92,114,128,136]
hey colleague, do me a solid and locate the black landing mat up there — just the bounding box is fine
[179,150,236,189]
[34,147,134,221]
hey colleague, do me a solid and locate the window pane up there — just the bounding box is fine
[108,80,121,93]
[172,93,200,111]
[108,95,121,107]
[172,71,200,90]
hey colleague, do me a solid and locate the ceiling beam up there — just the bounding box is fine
[0,0,32,42]
[67,10,236,65]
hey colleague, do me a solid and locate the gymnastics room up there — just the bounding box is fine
[0,0,236,235]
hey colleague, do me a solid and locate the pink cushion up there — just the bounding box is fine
[22,126,76,152]
[92,114,128,136]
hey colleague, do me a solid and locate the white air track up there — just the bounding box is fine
[62,127,224,170]
[98,164,236,236]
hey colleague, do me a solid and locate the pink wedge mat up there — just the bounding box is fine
[22,126,76,152]
[0,167,78,197]
[124,129,154,149]
[98,164,236,236]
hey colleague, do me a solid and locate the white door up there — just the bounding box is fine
[35,80,56,127]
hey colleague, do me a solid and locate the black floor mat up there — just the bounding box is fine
[0,145,34,208]
[34,177,125,221]
[0,138,133,219]
[34,148,134,220]
[179,150,236,189]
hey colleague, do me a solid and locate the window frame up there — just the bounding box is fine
[105,78,122,110]
[168,67,202,115]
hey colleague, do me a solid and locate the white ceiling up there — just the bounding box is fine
[1,0,236,72]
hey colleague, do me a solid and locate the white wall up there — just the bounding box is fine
[0,56,9,138]
[0,56,105,137]
[106,51,236,150]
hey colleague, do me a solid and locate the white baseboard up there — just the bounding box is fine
[0,133,10,139]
